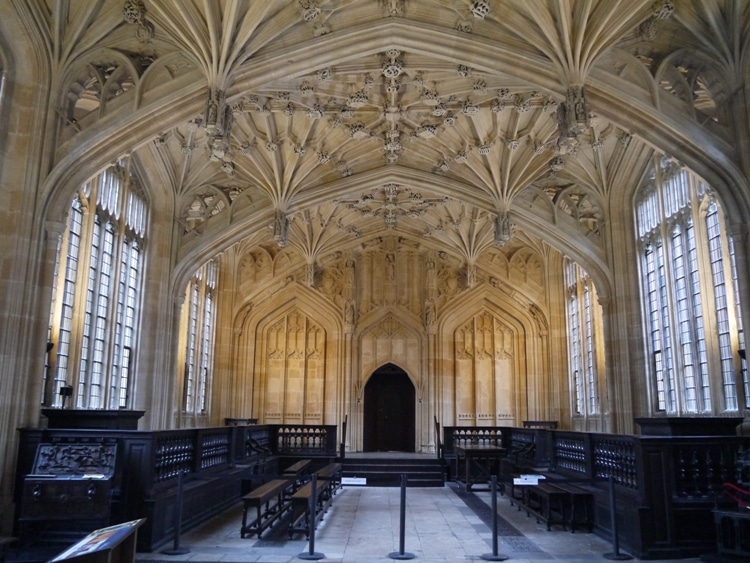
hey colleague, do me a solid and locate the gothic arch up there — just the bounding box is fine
[437,287,551,426]
[232,282,343,424]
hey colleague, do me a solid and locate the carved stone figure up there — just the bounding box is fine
[385,252,395,281]
[424,298,436,327]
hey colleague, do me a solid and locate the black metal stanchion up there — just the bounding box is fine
[603,475,632,560]
[388,474,415,560]
[162,471,190,555]
[481,476,510,561]
[298,473,325,560]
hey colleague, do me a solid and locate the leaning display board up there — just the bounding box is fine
[49,518,145,562]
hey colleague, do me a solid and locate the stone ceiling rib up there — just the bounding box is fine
[22,0,749,292]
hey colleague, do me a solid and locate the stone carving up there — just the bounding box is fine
[385,252,395,280]
[271,210,289,248]
[494,211,514,247]
[344,298,356,325]
[424,298,436,327]
[471,1,491,19]
[318,266,344,308]
[382,0,404,17]
[333,183,449,230]
[455,323,474,359]
[122,0,154,42]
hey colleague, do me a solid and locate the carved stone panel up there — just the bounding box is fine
[260,309,326,423]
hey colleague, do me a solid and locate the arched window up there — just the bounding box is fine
[564,259,602,417]
[635,163,748,413]
[46,161,147,409]
[182,260,218,414]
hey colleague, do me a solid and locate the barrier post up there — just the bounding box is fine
[481,476,509,561]
[162,471,190,555]
[388,474,415,560]
[298,474,325,560]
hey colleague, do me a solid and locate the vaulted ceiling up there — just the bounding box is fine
[20,0,749,289]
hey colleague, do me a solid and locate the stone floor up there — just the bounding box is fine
[131,483,707,563]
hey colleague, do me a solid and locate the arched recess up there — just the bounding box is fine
[363,363,415,453]
[232,284,343,426]
[352,307,425,452]
[436,287,551,428]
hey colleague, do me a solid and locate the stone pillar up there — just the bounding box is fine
[728,223,750,409]
[342,257,356,452]
[424,252,438,451]
[424,322,437,453]
[38,221,66,406]
[599,292,633,434]
[342,323,355,452]
[211,252,239,424]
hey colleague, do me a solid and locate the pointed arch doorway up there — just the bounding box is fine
[363,363,415,452]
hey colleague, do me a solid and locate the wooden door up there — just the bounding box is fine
[363,364,415,452]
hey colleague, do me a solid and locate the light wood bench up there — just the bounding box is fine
[282,459,312,477]
[288,463,342,539]
[240,478,291,538]
[288,480,325,539]
[282,459,312,494]
[315,462,342,499]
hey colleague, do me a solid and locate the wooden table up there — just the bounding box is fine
[454,444,506,491]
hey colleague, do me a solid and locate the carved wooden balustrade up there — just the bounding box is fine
[442,426,509,454]
[153,431,195,482]
[198,428,231,470]
[671,439,737,498]
[592,434,637,488]
[272,424,337,455]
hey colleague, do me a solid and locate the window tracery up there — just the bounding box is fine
[636,167,748,413]
[46,162,146,409]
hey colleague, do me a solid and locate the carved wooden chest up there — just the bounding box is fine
[19,441,116,522]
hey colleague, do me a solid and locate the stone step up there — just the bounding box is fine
[342,457,445,487]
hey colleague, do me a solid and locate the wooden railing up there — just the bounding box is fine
[591,433,637,488]
[153,431,195,482]
[272,424,337,455]
[442,426,509,456]
[15,422,340,552]
[198,428,231,470]
[436,422,750,559]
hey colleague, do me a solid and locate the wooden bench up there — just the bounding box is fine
[282,459,312,494]
[315,462,342,499]
[282,459,312,477]
[524,481,568,530]
[507,473,594,533]
[288,463,342,539]
[504,475,528,509]
[240,478,291,538]
[551,482,593,532]
[288,480,326,539]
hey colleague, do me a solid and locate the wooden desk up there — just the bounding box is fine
[454,444,506,491]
